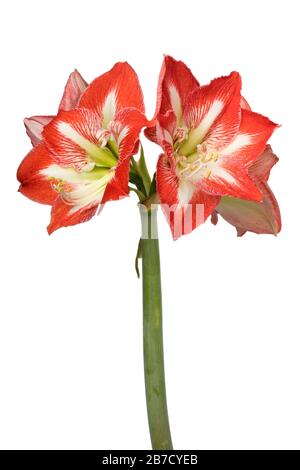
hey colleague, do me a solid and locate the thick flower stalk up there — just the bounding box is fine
[17,57,281,450]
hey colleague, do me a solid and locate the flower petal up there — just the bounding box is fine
[195,162,263,201]
[23,71,88,148]
[110,108,148,158]
[181,72,242,154]
[24,116,54,146]
[220,109,278,166]
[156,110,177,154]
[102,156,130,203]
[157,154,219,239]
[47,199,97,234]
[249,144,278,182]
[17,143,58,205]
[216,182,281,236]
[58,69,88,111]
[104,108,148,201]
[43,108,117,170]
[194,109,278,201]
[154,55,199,121]
[145,56,199,142]
[78,62,145,125]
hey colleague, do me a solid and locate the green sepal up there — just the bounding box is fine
[135,145,151,195]
[149,172,157,196]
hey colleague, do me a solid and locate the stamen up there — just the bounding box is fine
[174,127,188,144]
[174,142,219,180]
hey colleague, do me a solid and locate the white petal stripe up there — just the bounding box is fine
[221,133,252,156]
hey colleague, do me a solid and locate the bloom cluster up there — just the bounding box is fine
[17,57,281,238]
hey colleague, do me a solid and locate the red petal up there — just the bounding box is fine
[220,109,278,167]
[111,108,148,158]
[182,72,242,153]
[47,199,97,234]
[156,110,177,156]
[43,108,108,170]
[146,56,199,142]
[156,153,178,206]
[24,116,53,146]
[157,154,219,239]
[58,69,88,111]
[215,144,281,236]
[144,126,157,143]
[78,62,145,121]
[154,55,199,119]
[197,163,262,201]
[104,108,148,202]
[17,143,58,205]
[102,156,130,203]
[197,109,278,202]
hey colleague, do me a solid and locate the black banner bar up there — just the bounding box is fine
[0,449,296,466]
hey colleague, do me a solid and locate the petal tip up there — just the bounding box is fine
[47,224,54,235]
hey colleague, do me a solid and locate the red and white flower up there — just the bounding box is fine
[18,63,147,233]
[147,56,278,239]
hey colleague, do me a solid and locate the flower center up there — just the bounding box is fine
[175,143,219,179]
[50,167,114,205]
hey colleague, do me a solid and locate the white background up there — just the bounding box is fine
[0,0,299,450]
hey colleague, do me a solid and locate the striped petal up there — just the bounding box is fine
[181,72,242,154]
[47,199,98,234]
[58,69,88,111]
[78,62,145,125]
[110,108,148,158]
[193,109,278,201]
[102,156,130,203]
[156,110,177,155]
[214,145,281,235]
[220,109,278,166]
[46,161,128,234]
[154,55,199,122]
[194,159,263,201]
[43,108,117,170]
[42,165,118,233]
[157,154,219,239]
[145,56,199,142]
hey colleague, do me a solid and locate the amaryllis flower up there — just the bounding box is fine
[24,69,88,146]
[146,56,278,239]
[18,63,147,233]
[16,56,282,451]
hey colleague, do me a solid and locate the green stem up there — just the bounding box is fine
[139,205,173,450]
